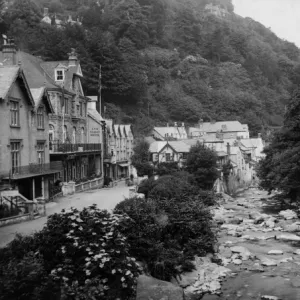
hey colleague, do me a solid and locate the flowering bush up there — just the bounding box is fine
[0,205,141,300]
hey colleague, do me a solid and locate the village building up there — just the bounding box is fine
[0,39,103,192]
[0,65,62,201]
[152,123,188,141]
[103,120,134,180]
[149,140,190,168]
[189,120,249,139]
[41,8,82,28]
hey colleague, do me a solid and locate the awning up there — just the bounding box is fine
[119,163,129,167]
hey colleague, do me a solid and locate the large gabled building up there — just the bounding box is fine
[0,64,61,201]
[0,39,103,189]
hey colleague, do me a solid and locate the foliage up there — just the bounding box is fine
[156,161,179,176]
[2,0,299,135]
[131,139,154,176]
[186,142,219,190]
[114,195,216,281]
[257,90,300,200]
[0,205,141,300]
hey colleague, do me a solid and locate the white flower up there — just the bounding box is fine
[62,276,69,281]
[76,218,83,223]
[86,247,91,252]
[125,270,131,275]
[57,268,62,272]
[70,216,76,220]
[121,277,125,282]
[122,283,128,288]
[71,223,77,227]
[85,257,91,261]
[99,263,104,268]
[92,232,96,235]
[102,278,108,283]
[86,270,91,276]
[79,226,83,231]
[112,269,116,274]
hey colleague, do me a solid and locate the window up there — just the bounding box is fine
[182,153,188,159]
[80,127,84,143]
[37,107,44,129]
[79,102,83,116]
[49,125,55,151]
[64,98,68,114]
[10,100,19,127]
[72,127,76,144]
[166,153,171,161]
[11,141,21,174]
[153,154,158,161]
[37,142,45,165]
[55,69,64,81]
[76,105,80,116]
[63,125,67,142]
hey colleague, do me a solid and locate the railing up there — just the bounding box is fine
[10,162,63,178]
[50,141,101,153]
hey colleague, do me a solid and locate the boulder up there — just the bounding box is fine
[293,249,300,255]
[276,234,300,241]
[267,250,283,255]
[230,246,252,260]
[283,222,300,232]
[261,296,281,300]
[136,275,184,300]
[278,209,297,220]
[232,259,242,265]
[175,256,231,299]
[219,246,232,259]
[259,257,277,267]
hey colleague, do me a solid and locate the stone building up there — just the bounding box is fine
[0,40,103,187]
[0,65,62,201]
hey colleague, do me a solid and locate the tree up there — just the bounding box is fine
[257,89,300,201]
[185,142,219,190]
[131,139,153,176]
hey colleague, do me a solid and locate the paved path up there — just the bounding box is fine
[0,183,131,248]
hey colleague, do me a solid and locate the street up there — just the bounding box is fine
[0,183,131,248]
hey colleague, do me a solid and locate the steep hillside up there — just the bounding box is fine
[2,0,300,136]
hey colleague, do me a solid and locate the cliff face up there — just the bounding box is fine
[3,0,300,135]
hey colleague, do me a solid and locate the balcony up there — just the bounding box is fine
[50,141,101,154]
[10,162,63,179]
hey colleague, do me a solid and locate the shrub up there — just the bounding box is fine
[156,162,179,176]
[0,205,142,300]
[114,196,216,281]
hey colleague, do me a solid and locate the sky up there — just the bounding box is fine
[232,0,300,47]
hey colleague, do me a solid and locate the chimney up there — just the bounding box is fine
[182,122,184,127]
[2,37,16,65]
[174,122,177,127]
[167,123,169,127]
[226,142,230,155]
[88,97,97,110]
[68,48,78,67]
[258,133,262,139]
[43,7,49,17]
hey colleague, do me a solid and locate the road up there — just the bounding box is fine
[0,182,131,248]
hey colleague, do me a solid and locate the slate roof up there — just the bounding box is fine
[40,61,82,93]
[153,126,187,139]
[124,125,132,137]
[0,65,35,107]
[198,121,247,133]
[88,108,104,125]
[30,87,54,113]
[240,139,257,148]
[149,141,190,153]
[168,141,190,152]
[0,65,20,99]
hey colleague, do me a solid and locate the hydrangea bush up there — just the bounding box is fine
[44,205,141,299]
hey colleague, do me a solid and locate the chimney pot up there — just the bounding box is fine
[43,8,49,17]
[174,122,177,127]
[2,37,16,65]
[226,142,230,155]
[258,133,262,138]
[182,122,184,127]
[68,48,78,66]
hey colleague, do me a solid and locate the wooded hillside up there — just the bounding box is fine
[2,0,300,136]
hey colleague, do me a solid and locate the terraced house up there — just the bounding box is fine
[0,39,103,197]
[103,120,134,180]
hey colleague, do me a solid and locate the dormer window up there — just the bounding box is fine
[55,69,64,81]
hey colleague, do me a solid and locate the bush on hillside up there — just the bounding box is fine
[0,205,141,300]
[114,195,216,281]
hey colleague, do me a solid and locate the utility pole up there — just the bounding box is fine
[97,64,102,115]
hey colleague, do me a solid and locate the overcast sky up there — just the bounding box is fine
[232,0,300,47]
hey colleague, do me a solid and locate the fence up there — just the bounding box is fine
[74,178,103,193]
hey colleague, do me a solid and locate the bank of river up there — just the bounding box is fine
[206,188,300,300]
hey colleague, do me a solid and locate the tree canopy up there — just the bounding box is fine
[1,0,300,135]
